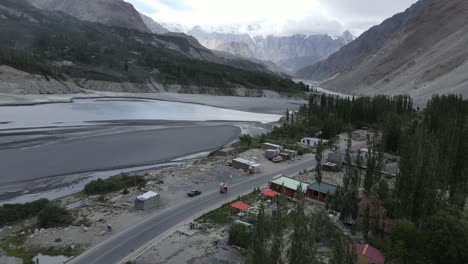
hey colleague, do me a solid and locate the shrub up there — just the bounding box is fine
[84,174,146,195]
[37,204,72,229]
[0,198,50,227]
[229,223,252,249]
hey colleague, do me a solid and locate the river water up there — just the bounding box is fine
[0,98,280,129]
[0,98,282,204]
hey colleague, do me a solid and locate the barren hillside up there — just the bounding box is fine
[320,0,468,103]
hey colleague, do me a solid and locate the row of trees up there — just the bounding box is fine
[229,191,356,264]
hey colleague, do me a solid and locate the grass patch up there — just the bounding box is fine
[0,232,83,263]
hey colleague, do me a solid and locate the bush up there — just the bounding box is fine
[37,204,72,229]
[84,174,146,195]
[0,199,50,227]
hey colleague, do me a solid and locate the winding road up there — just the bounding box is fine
[70,157,316,264]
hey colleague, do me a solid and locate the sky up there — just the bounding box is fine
[126,0,418,36]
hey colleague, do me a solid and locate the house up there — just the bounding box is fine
[306,182,337,202]
[300,137,328,147]
[356,244,385,264]
[261,143,282,151]
[269,176,308,198]
[134,191,160,211]
[231,158,261,173]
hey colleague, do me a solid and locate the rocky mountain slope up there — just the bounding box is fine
[188,27,353,72]
[140,13,169,34]
[295,0,433,81]
[307,0,468,103]
[0,0,303,95]
[26,0,151,33]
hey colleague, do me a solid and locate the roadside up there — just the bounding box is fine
[0,148,315,263]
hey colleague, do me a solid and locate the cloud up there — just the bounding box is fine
[126,0,418,36]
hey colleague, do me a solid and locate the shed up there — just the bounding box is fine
[283,149,297,160]
[261,189,280,198]
[262,143,282,151]
[356,244,385,264]
[216,147,236,157]
[323,161,338,172]
[265,149,279,160]
[300,137,328,147]
[307,182,337,202]
[232,158,261,173]
[134,191,160,211]
[270,176,308,198]
[230,201,251,211]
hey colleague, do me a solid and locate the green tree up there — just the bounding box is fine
[37,203,72,228]
[288,186,309,264]
[315,140,324,185]
[390,219,421,264]
[423,210,468,264]
[270,195,286,264]
[249,203,270,264]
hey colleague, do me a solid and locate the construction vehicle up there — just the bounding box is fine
[219,183,228,193]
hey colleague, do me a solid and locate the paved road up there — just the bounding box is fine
[70,158,315,264]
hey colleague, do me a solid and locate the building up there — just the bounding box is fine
[231,158,261,174]
[356,244,385,264]
[300,137,328,147]
[282,149,298,160]
[359,196,393,233]
[265,149,279,160]
[307,182,337,202]
[262,143,282,151]
[323,161,339,172]
[134,191,160,211]
[269,176,308,198]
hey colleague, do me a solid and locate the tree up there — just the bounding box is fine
[315,140,324,185]
[249,203,270,264]
[330,232,357,264]
[270,195,286,264]
[363,134,383,195]
[288,186,309,264]
[423,210,468,264]
[390,219,421,264]
[37,203,72,228]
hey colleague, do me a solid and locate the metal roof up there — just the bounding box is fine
[230,201,251,211]
[356,244,385,263]
[270,176,308,192]
[307,182,337,194]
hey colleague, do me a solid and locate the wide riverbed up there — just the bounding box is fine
[0,98,283,203]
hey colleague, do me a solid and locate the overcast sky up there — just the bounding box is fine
[126,0,418,36]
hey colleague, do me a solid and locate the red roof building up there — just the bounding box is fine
[261,189,280,198]
[356,244,385,264]
[230,201,251,211]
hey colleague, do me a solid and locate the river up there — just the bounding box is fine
[0,98,282,204]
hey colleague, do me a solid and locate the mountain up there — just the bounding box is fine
[295,0,433,81]
[26,0,151,33]
[0,0,303,95]
[140,13,169,34]
[299,0,468,102]
[188,27,353,72]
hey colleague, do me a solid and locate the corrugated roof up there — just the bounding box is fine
[356,244,385,263]
[233,158,257,165]
[230,201,251,211]
[271,176,308,192]
[261,189,280,197]
[307,182,337,194]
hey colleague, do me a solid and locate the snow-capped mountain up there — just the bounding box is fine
[186,27,354,72]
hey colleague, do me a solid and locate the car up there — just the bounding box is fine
[187,190,202,197]
[272,156,283,163]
